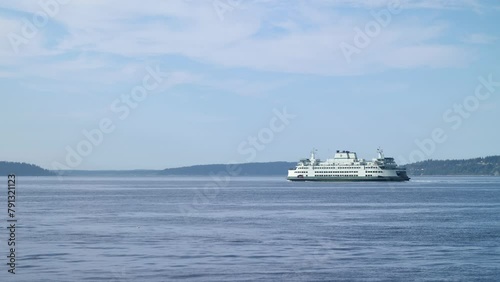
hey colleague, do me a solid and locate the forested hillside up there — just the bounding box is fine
[0,161,54,176]
[406,156,500,176]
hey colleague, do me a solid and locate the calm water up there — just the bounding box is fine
[4,176,500,281]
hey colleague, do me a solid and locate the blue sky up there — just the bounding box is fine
[1,0,499,170]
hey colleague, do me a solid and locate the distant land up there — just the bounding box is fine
[0,161,54,176]
[55,170,159,177]
[159,162,293,176]
[159,157,500,176]
[51,162,293,177]
[405,156,500,176]
[1,156,499,176]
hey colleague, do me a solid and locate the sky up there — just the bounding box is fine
[1,0,499,170]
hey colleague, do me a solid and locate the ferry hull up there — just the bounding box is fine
[287,176,410,182]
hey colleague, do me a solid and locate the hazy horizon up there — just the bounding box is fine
[1,0,499,170]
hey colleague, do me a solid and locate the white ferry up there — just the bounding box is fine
[287,148,410,181]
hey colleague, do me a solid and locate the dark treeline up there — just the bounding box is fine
[0,161,54,176]
[405,156,500,176]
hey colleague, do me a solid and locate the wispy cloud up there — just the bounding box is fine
[0,0,486,79]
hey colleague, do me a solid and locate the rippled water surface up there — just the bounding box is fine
[6,176,500,281]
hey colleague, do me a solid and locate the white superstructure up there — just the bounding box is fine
[287,148,410,181]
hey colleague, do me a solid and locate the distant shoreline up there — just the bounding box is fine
[1,156,499,176]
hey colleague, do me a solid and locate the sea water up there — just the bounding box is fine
[4,176,500,281]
